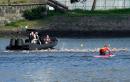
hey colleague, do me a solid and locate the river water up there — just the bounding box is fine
[0,38,130,82]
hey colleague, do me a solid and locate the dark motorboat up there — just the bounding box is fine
[6,37,58,50]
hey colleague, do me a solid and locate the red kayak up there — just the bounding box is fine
[94,54,114,58]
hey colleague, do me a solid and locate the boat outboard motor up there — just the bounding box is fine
[15,39,24,46]
[9,39,16,47]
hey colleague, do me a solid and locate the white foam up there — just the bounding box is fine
[2,48,128,53]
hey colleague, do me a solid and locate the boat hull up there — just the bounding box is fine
[6,38,58,50]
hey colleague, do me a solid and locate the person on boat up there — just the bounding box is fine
[44,35,51,44]
[29,31,39,44]
[99,44,111,55]
[29,31,35,42]
[35,32,41,44]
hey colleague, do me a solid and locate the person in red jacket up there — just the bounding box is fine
[99,44,111,55]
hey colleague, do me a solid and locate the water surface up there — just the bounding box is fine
[0,38,130,82]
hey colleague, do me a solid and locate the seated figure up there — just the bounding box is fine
[44,35,51,44]
[29,31,41,44]
[29,32,35,42]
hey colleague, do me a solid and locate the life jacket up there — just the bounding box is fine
[99,47,109,55]
[100,48,105,53]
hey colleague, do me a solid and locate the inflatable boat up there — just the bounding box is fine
[6,37,58,50]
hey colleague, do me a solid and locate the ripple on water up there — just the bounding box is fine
[0,38,130,82]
